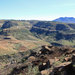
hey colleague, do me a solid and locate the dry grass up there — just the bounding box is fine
[0,35,49,56]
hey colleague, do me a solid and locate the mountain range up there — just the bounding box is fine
[53,17,75,23]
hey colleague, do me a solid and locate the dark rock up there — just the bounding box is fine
[72,54,75,63]
[39,60,51,71]
[49,62,72,75]
[30,51,36,56]
[40,45,53,54]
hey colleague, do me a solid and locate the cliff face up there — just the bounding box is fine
[30,21,75,40]
[31,27,75,40]
[31,21,71,30]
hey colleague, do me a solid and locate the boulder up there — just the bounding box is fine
[41,45,53,54]
[64,57,71,61]
[56,62,72,71]
[54,58,59,62]
[45,45,51,51]
[39,60,51,71]
[50,62,72,75]
[38,51,41,54]
[43,63,46,65]
[49,59,55,65]
[41,70,49,75]
[28,56,36,61]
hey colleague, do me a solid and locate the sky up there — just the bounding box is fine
[0,0,75,21]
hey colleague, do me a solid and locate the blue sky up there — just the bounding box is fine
[0,0,75,20]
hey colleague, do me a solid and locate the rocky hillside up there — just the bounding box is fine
[0,20,50,56]
[0,45,75,75]
[1,20,75,48]
[30,21,75,46]
[2,21,18,29]
[53,17,75,23]
[0,20,75,75]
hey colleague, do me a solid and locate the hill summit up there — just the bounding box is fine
[53,17,75,23]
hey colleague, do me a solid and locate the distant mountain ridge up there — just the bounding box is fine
[53,17,75,23]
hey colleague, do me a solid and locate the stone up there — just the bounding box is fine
[49,59,55,65]
[55,58,59,61]
[39,60,51,71]
[55,62,72,71]
[49,62,72,75]
[41,70,49,75]
[28,56,36,61]
[43,63,46,65]
[45,45,51,51]
[41,45,53,54]
[64,57,71,61]
[38,51,41,54]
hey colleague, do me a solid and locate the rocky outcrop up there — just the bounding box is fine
[64,57,71,61]
[49,62,75,75]
[1,45,75,75]
[40,45,53,54]
[39,60,51,71]
[41,69,50,75]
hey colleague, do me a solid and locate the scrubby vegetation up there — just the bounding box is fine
[0,45,75,75]
[0,20,75,75]
[30,21,75,47]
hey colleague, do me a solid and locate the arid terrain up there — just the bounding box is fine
[0,45,75,75]
[1,0,75,74]
[0,19,75,75]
